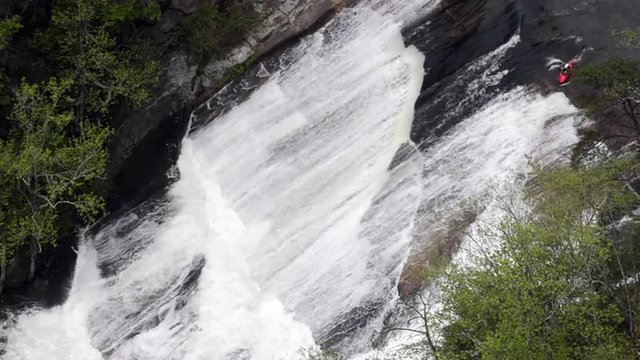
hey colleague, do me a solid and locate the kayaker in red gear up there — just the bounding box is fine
[559,60,575,85]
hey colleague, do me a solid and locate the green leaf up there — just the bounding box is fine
[0,16,22,50]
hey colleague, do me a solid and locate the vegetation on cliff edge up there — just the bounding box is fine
[0,0,165,291]
[0,0,263,291]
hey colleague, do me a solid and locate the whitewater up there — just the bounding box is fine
[2,1,582,359]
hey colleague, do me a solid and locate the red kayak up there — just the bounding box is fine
[559,60,575,85]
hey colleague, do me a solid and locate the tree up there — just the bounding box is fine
[100,0,161,23]
[613,29,640,49]
[576,58,640,140]
[0,15,21,51]
[436,160,640,359]
[440,222,631,359]
[607,213,640,352]
[35,0,160,120]
[0,16,22,107]
[179,1,261,66]
[0,77,111,292]
[0,0,164,292]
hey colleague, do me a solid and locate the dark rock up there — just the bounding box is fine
[318,299,386,352]
[170,0,209,14]
[3,249,31,290]
[2,235,77,309]
[107,93,192,212]
[0,0,52,26]
[252,0,336,56]
[158,9,185,33]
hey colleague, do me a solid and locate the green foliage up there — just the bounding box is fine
[0,78,111,264]
[526,158,640,224]
[441,224,630,359]
[180,2,261,64]
[0,15,21,50]
[102,0,162,23]
[437,160,640,359]
[0,0,164,271]
[0,16,22,107]
[608,217,640,350]
[570,128,607,166]
[612,29,640,49]
[35,0,160,117]
[575,57,640,115]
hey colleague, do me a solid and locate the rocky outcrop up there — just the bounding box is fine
[170,0,210,14]
[196,0,338,90]
[252,0,336,56]
[397,204,479,298]
[2,235,78,308]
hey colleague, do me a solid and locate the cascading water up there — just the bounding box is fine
[2,0,585,359]
[3,3,431,359]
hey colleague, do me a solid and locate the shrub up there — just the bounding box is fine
[437,160,640,359]
[0,15,21,50]
[0,78,111,264]
[179,1,261,64]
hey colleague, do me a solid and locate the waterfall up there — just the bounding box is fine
[2,0,584,359]
[3,4,429,359]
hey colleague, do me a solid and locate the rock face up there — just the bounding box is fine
[252,0,336,55]
[196,0,338,90]
[2,236,77,308]
[170,0,210,14]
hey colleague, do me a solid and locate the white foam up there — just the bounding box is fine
[359,0,441,26]
[184,7,426,345]
[3,243,105,360]
[420,86,579,211]
[352,86,581,359]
